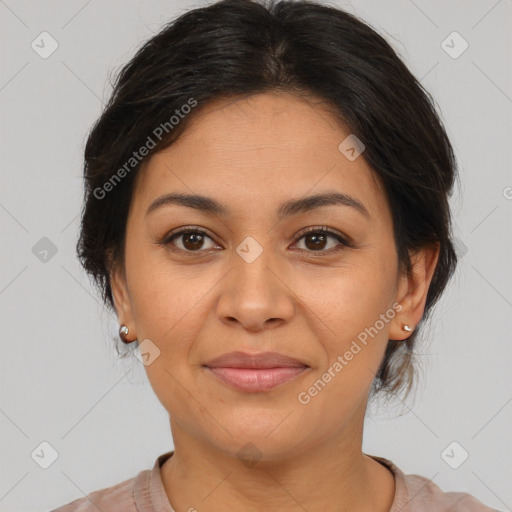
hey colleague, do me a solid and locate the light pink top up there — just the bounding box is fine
[51,451,498,511]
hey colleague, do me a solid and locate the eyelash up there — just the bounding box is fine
[159,225,352,256]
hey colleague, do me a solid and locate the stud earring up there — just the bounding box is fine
[119,324,133,344]
[402,324,413,333]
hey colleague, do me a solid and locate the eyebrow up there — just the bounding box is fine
[145,191,370,219]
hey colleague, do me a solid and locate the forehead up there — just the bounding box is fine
[132,92,387,220]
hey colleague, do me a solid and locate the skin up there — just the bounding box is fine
[110,91,439,512]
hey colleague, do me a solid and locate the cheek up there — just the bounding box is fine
[292,270,394,429]
[295,258,394,340]
[295,259,396,404]
[128,265,212,413]
[124,237,211,340]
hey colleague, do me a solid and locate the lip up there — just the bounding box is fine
[203,351,310,393]
[204,350,309,369]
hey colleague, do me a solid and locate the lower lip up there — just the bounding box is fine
[204,366,309,392]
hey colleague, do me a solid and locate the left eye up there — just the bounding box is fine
[161,227,349,254]
[294,228,349,253]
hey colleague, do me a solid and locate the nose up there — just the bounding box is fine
[215,250,295,332]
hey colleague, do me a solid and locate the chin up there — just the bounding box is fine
[212,420,308,460]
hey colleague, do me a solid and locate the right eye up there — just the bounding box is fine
[160,227,220,254]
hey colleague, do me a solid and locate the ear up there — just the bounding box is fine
[389,243,440,341]
[110,262,137,342]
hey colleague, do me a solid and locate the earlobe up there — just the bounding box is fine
[390,243,440,341]
[109,264,136,338]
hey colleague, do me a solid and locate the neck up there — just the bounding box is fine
[160,418,395,512]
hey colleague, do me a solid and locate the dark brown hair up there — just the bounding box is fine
[76,0,459,402]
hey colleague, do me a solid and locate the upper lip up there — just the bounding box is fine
[203,351,309,369]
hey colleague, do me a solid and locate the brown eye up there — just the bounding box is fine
[304,232,328,250]
[163,228,217,252]
[160,226,350,256]
[294,227,350,254]
[180,232,206,250]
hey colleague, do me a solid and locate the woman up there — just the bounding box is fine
[52,0,497,510]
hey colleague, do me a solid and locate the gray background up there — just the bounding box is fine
[1,0,511,510]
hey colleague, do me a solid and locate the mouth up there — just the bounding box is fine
[202,351,310,393]
[203,366,310,392]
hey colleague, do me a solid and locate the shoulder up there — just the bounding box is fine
[370,456,499,512]
[50,451,175,512]
[400,472,499,511]
[50,472,144,512]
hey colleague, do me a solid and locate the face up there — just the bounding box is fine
[111,92,438,461]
